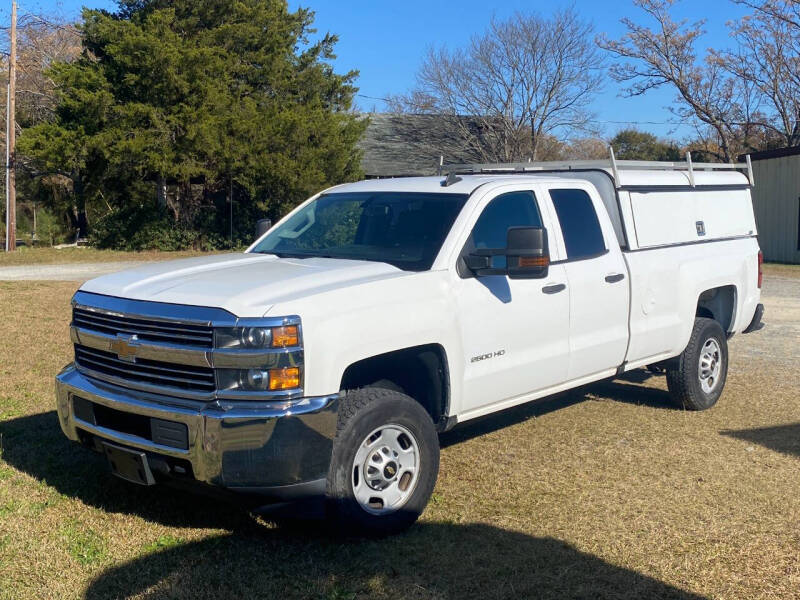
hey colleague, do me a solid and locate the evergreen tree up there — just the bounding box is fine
[610,129,681,162]
[19,0,366,249]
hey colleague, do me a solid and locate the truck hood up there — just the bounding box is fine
[79,252,408,317]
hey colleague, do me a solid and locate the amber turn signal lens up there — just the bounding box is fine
[271,325,299,347]
[268,367,301,390]
[518,256,549,267]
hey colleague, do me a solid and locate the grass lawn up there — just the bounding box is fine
[0,276,798,599]
[0,247,216,267]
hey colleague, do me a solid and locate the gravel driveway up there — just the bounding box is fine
[0,261,144,281]
[731,272,800,369]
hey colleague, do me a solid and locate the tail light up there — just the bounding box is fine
[757,250,763,288]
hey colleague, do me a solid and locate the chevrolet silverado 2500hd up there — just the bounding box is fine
[55,156,765,534]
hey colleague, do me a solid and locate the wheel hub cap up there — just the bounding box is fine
[352,424,420,515]
[698,338,722,394]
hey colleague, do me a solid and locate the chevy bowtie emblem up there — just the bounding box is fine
[110,334,140,362]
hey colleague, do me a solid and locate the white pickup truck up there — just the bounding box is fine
[55,156,765,534]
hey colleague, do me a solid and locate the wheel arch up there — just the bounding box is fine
[339,344,451,430]
[696,284,738,334]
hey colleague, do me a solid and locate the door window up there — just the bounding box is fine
[549,189,606,260]
[470,191,542,268]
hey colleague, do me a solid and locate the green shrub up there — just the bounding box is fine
[34,208,65,246]
[90,204,224,251]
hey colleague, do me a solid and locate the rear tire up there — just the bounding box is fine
[666,317,728,410]
[326,387,439,536]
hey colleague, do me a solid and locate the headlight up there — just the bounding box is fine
[217,367,301,392]
[214,325,299,349]
[213,320,302,397]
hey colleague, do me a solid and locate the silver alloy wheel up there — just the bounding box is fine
[351,424,420,515]
[698,338,722,394]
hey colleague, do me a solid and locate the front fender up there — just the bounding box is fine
[268,271,464,411]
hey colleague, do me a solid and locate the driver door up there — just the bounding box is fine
[452,187,570,416]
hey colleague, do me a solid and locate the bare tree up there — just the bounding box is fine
[15,16,81,125]
[736,0,800,27]
[0,14,80,148]
[598,0,745,162]
[388,9,604,162]
[0,13,80,240]
[715,1,800,146]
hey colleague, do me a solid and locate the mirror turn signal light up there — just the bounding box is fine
[269,367,301,390]
[518,256,549,267]
[271,325,299,347]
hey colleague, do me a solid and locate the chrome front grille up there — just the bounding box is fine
[73,307,213,349]
[70,291,303,401]
[75,345,216,394]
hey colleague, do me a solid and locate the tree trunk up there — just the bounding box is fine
[157,177,167,209]
[719,134,733,163]
[71,170,88,240]
[228,175,233,244]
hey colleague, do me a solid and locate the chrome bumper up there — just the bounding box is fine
[55,364,339,495]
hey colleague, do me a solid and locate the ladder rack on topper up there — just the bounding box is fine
[437,147,755,189]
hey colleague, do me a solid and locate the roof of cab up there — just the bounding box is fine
[327,175,582,196]
[326,167,751,196]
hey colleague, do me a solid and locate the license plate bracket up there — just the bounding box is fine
[102,442,155,486]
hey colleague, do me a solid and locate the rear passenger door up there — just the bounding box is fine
[543,186,630,381]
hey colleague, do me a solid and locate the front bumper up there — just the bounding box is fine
[55,364,339,499]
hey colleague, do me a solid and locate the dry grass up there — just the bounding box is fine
[0,247,212,267]
[0,275,798,599]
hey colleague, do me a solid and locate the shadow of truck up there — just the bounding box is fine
[0,372,679,525]
[83,522,707,600]
[0,386,710,598]
[722,423,800,458]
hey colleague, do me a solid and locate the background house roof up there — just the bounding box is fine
[358,113,488,177]
[739,146,800,162]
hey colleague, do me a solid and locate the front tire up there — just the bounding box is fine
[666,317,728,410]
[326,388,439,536]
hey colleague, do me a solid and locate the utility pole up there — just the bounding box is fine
[5,0,16,252]
[4,85,8,251]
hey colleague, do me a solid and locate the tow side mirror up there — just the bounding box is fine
[463,226,550,279]
[255,218,272,239]
[506,226,549,279]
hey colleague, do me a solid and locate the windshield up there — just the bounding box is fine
[251,192,468,271]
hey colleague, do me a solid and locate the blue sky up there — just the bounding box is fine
[9,0,751,141]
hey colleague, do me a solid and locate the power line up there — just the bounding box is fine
[355,96,694,127]
[357,93,393,103]
[593,119,691,125]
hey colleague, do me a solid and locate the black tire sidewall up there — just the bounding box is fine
[327,390,439,535]
[684,319,729,409]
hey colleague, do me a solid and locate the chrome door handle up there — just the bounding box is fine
[542,283,566,294]
[605,273,625,283]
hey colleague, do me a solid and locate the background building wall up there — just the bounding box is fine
[750,152,800,264]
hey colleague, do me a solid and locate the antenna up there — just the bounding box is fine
[745,154,755,188]
[686,151,695,187]
[437,155,444,176]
